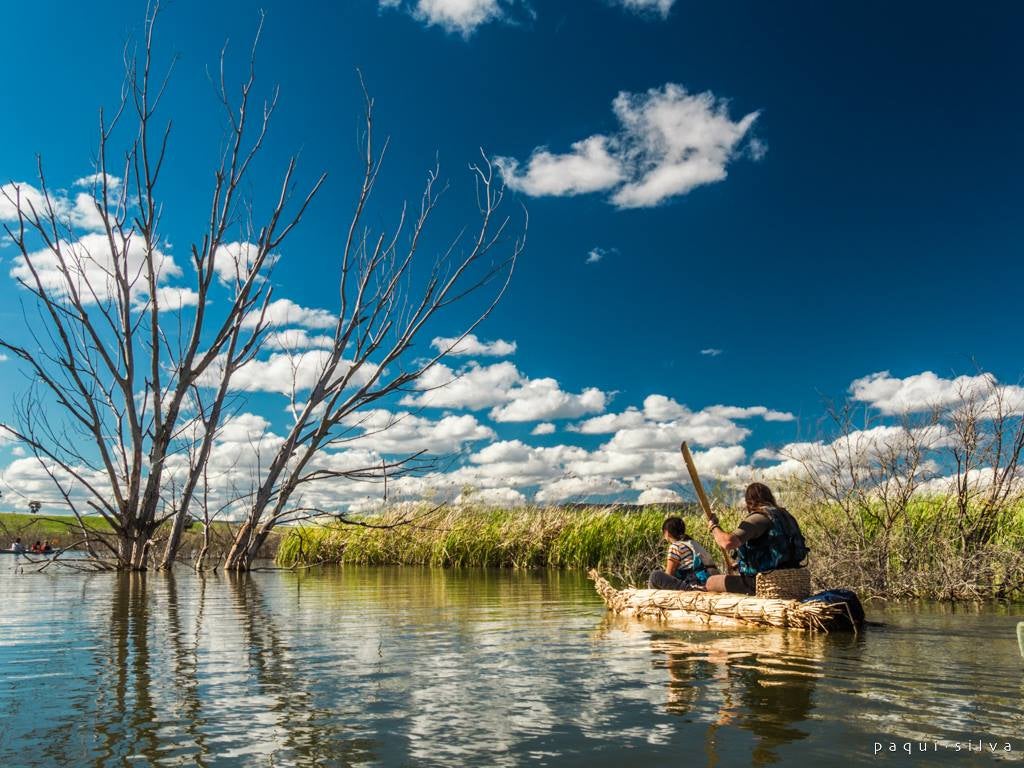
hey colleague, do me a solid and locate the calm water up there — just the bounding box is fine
[0,565,1021,767]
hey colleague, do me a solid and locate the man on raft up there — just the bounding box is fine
[703,482,808,595]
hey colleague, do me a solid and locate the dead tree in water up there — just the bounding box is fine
[1,7,523,571]
[220,98,524,571]
[0,6,323,569]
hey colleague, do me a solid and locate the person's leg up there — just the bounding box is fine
[705,574,756,595]
[649,568,687,590]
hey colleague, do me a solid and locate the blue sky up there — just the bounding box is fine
[0,0,1022,510]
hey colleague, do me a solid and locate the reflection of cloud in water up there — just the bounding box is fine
[2,567,1023,765]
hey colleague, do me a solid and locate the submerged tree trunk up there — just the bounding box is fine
[159,511,189,571]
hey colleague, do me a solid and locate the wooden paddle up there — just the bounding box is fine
[680,441,736,575]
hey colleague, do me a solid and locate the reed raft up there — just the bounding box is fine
[588,570,851,632]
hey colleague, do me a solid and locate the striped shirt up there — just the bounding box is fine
[668,538,715,575]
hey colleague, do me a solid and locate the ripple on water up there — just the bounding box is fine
[0,566,1021,767]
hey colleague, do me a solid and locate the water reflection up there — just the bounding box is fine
[649,628,828,765]
[0,566,1021,767]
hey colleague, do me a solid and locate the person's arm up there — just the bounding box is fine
[707,513,769,551]
[708,521,741,551]
[665,551,680,574]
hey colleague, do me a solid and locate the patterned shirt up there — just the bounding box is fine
[668,538,715,575]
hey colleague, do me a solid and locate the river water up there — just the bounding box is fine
[0,565,1020,767]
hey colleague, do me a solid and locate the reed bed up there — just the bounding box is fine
[277,499,1024,601]
[277,505,684,579]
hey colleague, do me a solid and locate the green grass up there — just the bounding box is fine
[276,506,697,577]
[276,500,1024,600]
[0,512,115,543]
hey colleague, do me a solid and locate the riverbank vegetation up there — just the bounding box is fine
[276,499,1024,601]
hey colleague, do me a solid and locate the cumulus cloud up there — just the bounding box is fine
[341,409,495,455]
[850,371,994,415]
[401,361,608,422]
[242,298,336,331]
[489,378,606,422]
[264,329,336,350]
[212,351,378,395]
[380,0,520,37]
[495,136,625,197]
[531,422,556,435]
[0,182,48,221]
[613,0,675,17]
[213,241,280,285]
[9,231,182,305]
[496,83,760,208]
[430,334,517,357]
[636,487,682,504]
[1,178,124,233]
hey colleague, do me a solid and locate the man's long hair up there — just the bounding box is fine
[744,482,778,511]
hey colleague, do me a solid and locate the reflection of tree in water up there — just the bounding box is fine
[651,629,832,767]
[91,572,159,767]
[225,572,380,766]
[70,571,383,766]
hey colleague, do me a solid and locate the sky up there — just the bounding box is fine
[0,0,1022,512]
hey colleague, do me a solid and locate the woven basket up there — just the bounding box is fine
[756,567,811,600]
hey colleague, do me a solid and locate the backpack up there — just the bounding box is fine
[801,588,865,630]
[673,540,713,586]
[735,506,809,577]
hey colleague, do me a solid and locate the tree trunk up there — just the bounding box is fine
[223,522,271,571]
[159,510,189,570]
[223,519,255,571]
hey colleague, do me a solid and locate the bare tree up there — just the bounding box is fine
[0,6,323,569]
[219,87,524,571]
[1,7,523,571]
[946,374,1024,550]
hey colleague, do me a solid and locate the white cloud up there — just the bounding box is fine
[430,334,517,357]
[401,361,607,422]
[0,182,49,222]
[586,247,615,264]
[495,136,624,197]
[637,487,682,504]
[497,83,760,209]
[150,286,200,312]
[264,329,335,350]
[490,379,606,423]
[9,232,181,304]
[341,409,495,455]
[531,422,555,436]
[380,0,515,37]
[1,178,122,232]
[703,404,795,422]
[613,0,675,18]
[73,172,122,190]
[213,241,280,285]
[642,394,688,421]
[401,361,522,410]
[219,351,378,395]
[700,348,723,357]
[242,298,336,331]
[572,408,646,434]
[849,370,994,415]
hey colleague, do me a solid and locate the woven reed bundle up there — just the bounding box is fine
[588,570,846,632]
[755,567,811,600]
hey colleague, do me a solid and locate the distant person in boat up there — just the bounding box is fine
[30,541,43,553]
[704,482,809,595]
[41,540,53,553]
[10,538,26,553]
[649,517,719,590]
